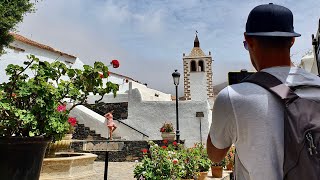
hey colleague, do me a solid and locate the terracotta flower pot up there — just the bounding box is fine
[211,166,223,178]
[161,132,175,140]
[226,162,234,171]
[198,171,208,180]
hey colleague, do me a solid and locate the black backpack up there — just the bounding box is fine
[243,71,320,180]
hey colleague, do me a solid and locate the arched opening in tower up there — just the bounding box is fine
[191,61,197,72]
[198,60,204,72]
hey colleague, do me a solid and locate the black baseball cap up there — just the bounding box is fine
[245,3,301,37]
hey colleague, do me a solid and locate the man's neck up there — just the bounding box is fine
[256,51,291,71]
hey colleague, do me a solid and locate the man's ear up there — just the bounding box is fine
[244,35,255,50]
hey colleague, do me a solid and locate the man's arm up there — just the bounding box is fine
[207,135,230,162]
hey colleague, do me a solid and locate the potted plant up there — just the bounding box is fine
[225,145,235,171]
[0,55,119,179]
[211,158,226,178]
[180,146,199,180]
[160,122,175,140]
[193,143,211,180]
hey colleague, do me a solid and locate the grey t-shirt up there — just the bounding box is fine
[209,67,320,180]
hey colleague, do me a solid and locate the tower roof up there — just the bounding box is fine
[188,34,206,57]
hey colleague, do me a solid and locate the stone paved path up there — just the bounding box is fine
[93,162,231,180]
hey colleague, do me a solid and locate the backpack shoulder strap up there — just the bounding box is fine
[242,71,299,100]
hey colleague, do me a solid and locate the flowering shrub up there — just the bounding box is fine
[0,55,119,141]
[193,143,212,172]
[134,141,185,179]
[159,122,174,133]
[225,145,235,169]
[133,141,212,179]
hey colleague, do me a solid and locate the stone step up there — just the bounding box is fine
[83,141,125,151]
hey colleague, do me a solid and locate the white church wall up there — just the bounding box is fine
[130,81,172,101]
[189,72,208,101]
[124,88,212,147]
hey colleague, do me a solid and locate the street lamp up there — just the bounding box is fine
[172,69,180,143]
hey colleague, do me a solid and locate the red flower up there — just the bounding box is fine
[163,139,168,144]
[99,73,104,78]
[173,141,178,146]
[11,93,16,97]
[108,71,110,76]
[172,159,178,164]
[57,105,66,112]
[68,117,77,126]
[161,146,167,149]
[141,148,148,154]
[160,128,165,132]
[111,60,120,68]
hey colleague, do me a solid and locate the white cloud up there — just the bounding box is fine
[16,0,320,94]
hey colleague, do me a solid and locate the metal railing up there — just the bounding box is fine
[113,118,149,138]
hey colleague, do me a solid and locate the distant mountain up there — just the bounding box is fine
[213,82,228,95]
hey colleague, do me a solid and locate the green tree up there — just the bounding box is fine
[0,0,35,54]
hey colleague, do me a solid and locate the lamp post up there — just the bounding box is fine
[172,69,180,143]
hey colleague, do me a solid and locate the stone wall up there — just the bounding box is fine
[72,140,184,162]
[85,102,128,120]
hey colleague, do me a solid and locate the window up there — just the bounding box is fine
[198,60,204,72]
[190,61,197,72]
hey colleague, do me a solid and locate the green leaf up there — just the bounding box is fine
[67,69,75,78]
[83,65,90,71]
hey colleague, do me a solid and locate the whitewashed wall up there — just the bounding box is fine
[124,88,212,147]
[130,81,172,101]
[189,72,208,101]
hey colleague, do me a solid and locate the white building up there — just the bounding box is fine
[0,33,132,94]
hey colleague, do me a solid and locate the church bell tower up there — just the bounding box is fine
[182,34,214,101]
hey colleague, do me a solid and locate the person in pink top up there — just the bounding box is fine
[104,110,117,140]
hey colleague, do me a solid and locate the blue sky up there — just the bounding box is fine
[17,0,320,94]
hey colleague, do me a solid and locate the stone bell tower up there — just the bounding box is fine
[182,34,214,101]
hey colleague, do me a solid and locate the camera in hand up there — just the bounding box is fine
[228,69,254,85]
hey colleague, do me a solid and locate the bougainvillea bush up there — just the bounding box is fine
[133,141,212,180]
[0,55,119,141]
